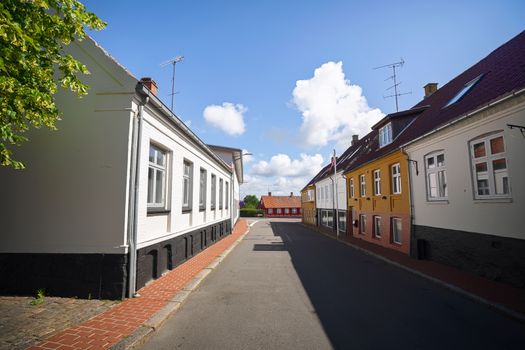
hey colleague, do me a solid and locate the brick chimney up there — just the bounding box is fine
[268,192,272,196]
[290,192,293,197]
[351,134,359,146]
[140,77,158,96]
[424,83,438,98]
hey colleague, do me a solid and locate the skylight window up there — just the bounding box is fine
[444,74,484,108]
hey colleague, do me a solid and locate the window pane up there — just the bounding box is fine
[490,136,504,154]
[473,142,486,158]
[437,154,445,167]
[149,147,156,163]
[428,173,438,198]
[156,151,165,166]
[438,170,448,197]
[475,162,489,195]
[475,162,487,173]
[183,178,189,206]
[148,168,154,203]
[393,219,402,243]
[155,170,164,204]
[493,158,506,171]
[427,157,435,169]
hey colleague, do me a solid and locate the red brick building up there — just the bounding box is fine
[259,192,302,217]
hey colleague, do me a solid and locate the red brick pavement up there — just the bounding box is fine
[28,219,249,350]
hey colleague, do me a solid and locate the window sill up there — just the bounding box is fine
[426,200,449,205]
[474,198,513,204]
[182,208,192,213]
[199,208,206,212]
[147,208,170,216]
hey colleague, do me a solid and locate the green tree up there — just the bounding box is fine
[0,0,106,168]
[243,194,260,209]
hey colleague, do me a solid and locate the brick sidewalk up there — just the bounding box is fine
[313,225,525,318]
[29,219,249,350]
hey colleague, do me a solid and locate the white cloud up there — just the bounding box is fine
[240,174,310,198]
[250,153,323,178]
[292,61,384,150]
[203,102,246,136]
[242,149,254,163]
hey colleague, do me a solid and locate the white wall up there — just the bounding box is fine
[315,172,347,210]
[0,38,137,254]
[136,106,234,249]
[406,95,525,240]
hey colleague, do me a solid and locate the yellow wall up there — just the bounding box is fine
[301,185,316,226]
[344,150,411,254]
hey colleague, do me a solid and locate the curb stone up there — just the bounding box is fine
[110,222,252,350]
[301,223,525,324]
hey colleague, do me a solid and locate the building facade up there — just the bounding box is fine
[301,185,317,225]
[259,193,302,217]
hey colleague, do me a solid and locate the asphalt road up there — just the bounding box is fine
[140,218,525,350]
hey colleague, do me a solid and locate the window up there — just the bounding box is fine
[292,208,297,214]
[349,178,355,198]
[285,208,290,214]
[276,208,282,214]
[307,189,314,201]
[373,216,382,238]
[338,211,346,232]
[445,74,484,108]
[211,174,216,210]
[268,208,273,214]
[391,163,401,194]
[182,160,193,211]
[470,134,510,198]
[199,168,207,210]
[373,170,381,196]
[219,179,223,209]
[148,145,167,209]
[425,152,447,200]
[225,182,229,209]
[379,122,393,148]
[321,210,328,226]
[327,210,334,227]
[360,174,366,197]
[392,218,402,244]
[359,214,366,234]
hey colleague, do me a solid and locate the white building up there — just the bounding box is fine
[404,31,525,288]
[0,37,243,299]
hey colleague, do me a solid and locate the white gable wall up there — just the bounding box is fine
[315,172,347,210]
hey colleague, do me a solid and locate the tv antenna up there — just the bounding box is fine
[160,55,184,112]
[374,59,411,112]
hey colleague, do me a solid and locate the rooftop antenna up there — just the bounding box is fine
[160,55,184,112]
[374,58,411,112]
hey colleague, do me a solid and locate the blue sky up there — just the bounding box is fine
[82,0,525,198]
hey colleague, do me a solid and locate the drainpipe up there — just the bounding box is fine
[127,88,149,298]
[402,148,416,258]
[230,170,234,231]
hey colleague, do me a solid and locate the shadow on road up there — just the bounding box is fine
[268,220,525,350]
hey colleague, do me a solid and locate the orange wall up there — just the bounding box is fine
[344,150,411,254]
[301,186,316,225]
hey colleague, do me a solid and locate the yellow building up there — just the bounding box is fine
[344,107,426,255]
[301,184,317,226]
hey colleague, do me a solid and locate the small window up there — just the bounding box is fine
[276,208,282,214]
[425,152,447,200]
[373,216,381,238]
[373,170,381,196]
[391,163,401,194]
[182,160,193,211]
[225,182,229,209]
[359,214,366,234]
[148,144,168,210]
[219,179,223,209]
[360,174,366,197]
[268,208,273,214]
[445,74,484,108]
[211,174,217,210]
[338,211,347,232]
[285,208,290,214]
[392,218,402,244]
[199,168,207,210]
[292,208,297,214]
[470,133,510,199]
[349,178,355,198]
[379,123,393,148]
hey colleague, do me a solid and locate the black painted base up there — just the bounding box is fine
[136,219,232,290]
[0,253,127,300]
[411,225,525,288]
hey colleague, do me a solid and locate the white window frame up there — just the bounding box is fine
[199,168,207,210]
[276,208,282,214]
[182,160,193,211]
[360,174,366,197]
[391,163,401,194]
[469,133,511,199]
[219,179,223,209]
[373,216,381,238]
[349,178,355,198]
[148,144,168,211]
[373,169,381,196]
[211,174,217,210]
[225,181,229,209]
[292,208,297,214]
[425,152,448,201]
[379,122,393,148]
[359,214,366,235]
[284,208,290,214]
[392,217,402,244]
